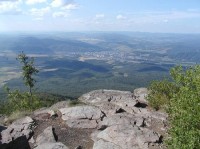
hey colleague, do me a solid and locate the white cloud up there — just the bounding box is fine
[52,11,69,18]
[30,7,50,17]
[0,0,22,15]
[95,14,104,18]
[116,14,126,20]
[26,0,47,5]
[33,17,43,21]
[51,0,78,10]
[62,3,78,10]
[51,0,63,7]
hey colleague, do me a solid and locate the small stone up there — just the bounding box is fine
[48,110,56,117]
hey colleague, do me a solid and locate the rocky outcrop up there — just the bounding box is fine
[79,89,167,149]
[94,125,160,149]
[0,116,34,144]
[79,89,149,115]
[35,126,56,145]
[59,106,105,129]
[0,88,168,149]
[0,116,35,149]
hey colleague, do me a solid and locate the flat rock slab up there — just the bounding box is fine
[93,139,122,149]
[49,101,70,110]
[36,126,56,145]
[98,113,145,129]
[79,90,135,104]
[34,126,69,149]
[59,106,104,128]
[34,142,69,149]
[95,124,160,149]
[79,90,140,115]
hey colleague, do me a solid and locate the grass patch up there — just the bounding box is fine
[69,99,85,107]
[4,110,31,125]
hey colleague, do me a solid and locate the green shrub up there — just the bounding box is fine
[0,53,43,115]
[147,79,178,110]
[167,65,200,149]
[1,88,42,115]
[148,65,200,148]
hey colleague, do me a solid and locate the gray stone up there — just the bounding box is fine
[34,107,49,115]
[50,101,70,110]
[34,108,56,117]
[12,116,34,125]
[79,90,139,115]
[150,111,168,121]
[36,126,56,145]
[94,102,121,116]
[93,139,122,149]
[60,106,103,121]
[66,119,98,129]
[34,142,69,149]
[0,116,34,144]
[98,113,145,129]
[96,124,160,149]
[29,136,35,144]
[79,90,135,104]
[59,106,104,128]
[134,88,148,103]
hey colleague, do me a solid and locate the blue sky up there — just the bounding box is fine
[0,0,200,33]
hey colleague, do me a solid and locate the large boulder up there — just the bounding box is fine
[76,89,167,149]
[0,116,34,144]
[95,124,160,149]
[94,102,121,117]
[34,126,69,149]
[36,126,56,145]
[79,90,143,115]
[93,139,121,149]
[33,108,56,118]
[98,113,145,129]
[49,101,70,110]
[134,88,148,103]
[34,142,69,149]
[79,90,135,104]
[0,116,34,149]
[59,106,105,129]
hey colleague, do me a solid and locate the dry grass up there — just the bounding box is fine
[4,110,31,125]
